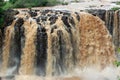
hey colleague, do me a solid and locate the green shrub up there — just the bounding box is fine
[111,7,120,11]
[61,2,68,5]
[114,48,120,67]
[2,2,13,10]
[13,0,60,8]
[13,0,29,8]
[114,61,120,67]
[46,0,60,6]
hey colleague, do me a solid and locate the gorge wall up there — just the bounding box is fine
[0,9,117,79]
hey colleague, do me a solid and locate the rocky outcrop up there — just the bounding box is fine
[3,9,19,27]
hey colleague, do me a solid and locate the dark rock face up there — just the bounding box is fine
[86,9,106,21]
[105,10,114,35]
[75,12,80,21]
[49,15,58,25]
[29,11,38,17]
[36,26,48,76]
[3,9,19,27]
[61,15,71,28]
[113,10,120,52]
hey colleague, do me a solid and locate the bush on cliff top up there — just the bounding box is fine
[1,0,60,8]
[111,7,120,11]
[11,0,60,8]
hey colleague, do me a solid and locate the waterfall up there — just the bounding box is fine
[19,18,38,75]
[0,9,117,79]
[79,12,116,69]
[2,21,16,74]
[87,9,120,60]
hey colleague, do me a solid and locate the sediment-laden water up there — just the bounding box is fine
[0,9,119,80]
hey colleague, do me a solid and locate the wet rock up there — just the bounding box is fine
[105,10,114,35]
[40,16,47,21]
[61,15,71,28]
[29,11,37,17]
[75,12,80,21]
[15,18,24,28]
[51,25,57,33]
[36,26,47,76]
[69,16,75,27]
[4,9,19,27]
[41,10,53,15]
[86,9,106,21]
[49,15,58,25]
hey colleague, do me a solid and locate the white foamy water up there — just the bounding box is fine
[13,66,120,80]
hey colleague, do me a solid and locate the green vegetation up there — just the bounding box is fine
[114,60,120,67]
[111,7,120,11]
[118,48,120,52]
[2,0,61,8]
[114,48,120,67]
[2,2,13,10]
[0,0,62,10]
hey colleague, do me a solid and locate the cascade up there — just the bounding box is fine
[0,9,117,80]
[87,9,120,59]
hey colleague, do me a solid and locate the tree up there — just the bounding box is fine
[9,0,16,4]
[0,0,4,6]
